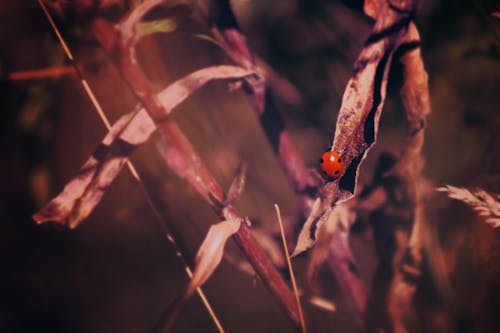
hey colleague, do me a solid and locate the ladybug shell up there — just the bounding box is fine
[319,151,344,179]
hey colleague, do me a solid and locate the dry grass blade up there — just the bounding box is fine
[275,204,307,333]
[32,109,153,228]
[159,216,241,333]
[36,2,224,331]
[437,185,500,228]
[93,11,302,327]
[33,65,254,228]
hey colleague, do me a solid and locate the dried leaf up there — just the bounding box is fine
[184,217,242,299]
[291,198,326,257]
[225,163,247,205]
[136,17,181,38]
[437,185,500,228]
[292,0,418,256]
[155,65,255,114]
[156,66,255,204]
[33,65,255,228]
[306,203,356,289]
[33,109,153,228]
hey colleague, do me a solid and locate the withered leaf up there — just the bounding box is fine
[33,65,255,228]
[291,198,325,257]
[33,109,153,229]
[292,0,418,256]
[305,203,355,282]
[183,217,242,300]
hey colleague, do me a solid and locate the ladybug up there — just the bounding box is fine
[319,150,344,179]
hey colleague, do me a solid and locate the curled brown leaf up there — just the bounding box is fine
[292,0,420,256]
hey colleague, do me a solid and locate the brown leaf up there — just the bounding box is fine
[158,217,241,332]
[33,65,255,228]
[156,65,255,111]
[33,109,154,228]
[184,216,242,299]
[291,198,325,257]
[292,0,419,256]
[305,203,355,288]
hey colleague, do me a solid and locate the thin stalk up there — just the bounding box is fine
[90,14,301,326]
[36,1,224,331]
[274,204,307,333]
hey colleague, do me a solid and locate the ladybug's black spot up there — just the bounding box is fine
[319,158,324,164]
[335,170,339,175]
[338,158,342,162]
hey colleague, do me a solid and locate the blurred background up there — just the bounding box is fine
[0,0,499,332]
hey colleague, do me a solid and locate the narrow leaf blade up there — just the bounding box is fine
[184,218,242,299]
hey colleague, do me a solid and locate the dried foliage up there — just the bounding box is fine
[184,214,242,299]
[92,1,302,327]
[33,65,254,228]
[438,185,500,228]
[4,0,494,332]
[292,0,421,257]
[298,1,432,330]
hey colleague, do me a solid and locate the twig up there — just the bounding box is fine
[275,204,307,333]
[91,11,301,327]
[36,1,224,331]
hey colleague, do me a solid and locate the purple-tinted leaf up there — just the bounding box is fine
[292,0,420,256]
[184,216,242,299]
[291,198,324,257]
[33,65,255,228]
[33,109,154,228]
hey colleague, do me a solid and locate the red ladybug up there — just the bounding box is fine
[319,151,344,179]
